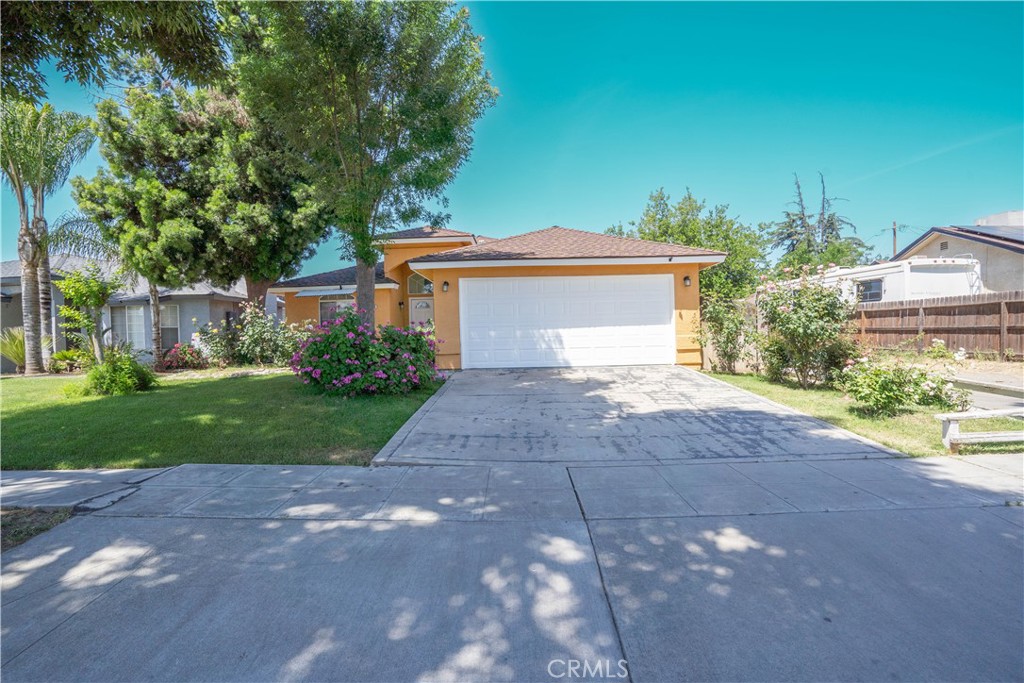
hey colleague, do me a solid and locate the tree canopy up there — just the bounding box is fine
[1,0,226,104]
[1,101,94,372]
[767,173,874,271]
[607,188,768,301]
[230,0,498,325]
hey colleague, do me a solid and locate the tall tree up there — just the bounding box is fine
[0,101,94,371]
[607,188,768,301]
[1,1,226,104]
[230,1,497,327]
[190,90,334,306]
[768,173,864,271]
[73,83,217,364]
[74,75,332,359]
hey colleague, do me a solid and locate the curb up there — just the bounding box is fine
[954,378,1024,399]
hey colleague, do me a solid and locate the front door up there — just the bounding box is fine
[409,298,434,325]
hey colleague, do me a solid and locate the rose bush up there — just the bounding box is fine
[757,264,856,388]
[195,300,312,367]
[837,353,971,415]
[291,308,437,396]
[162,343,209,370]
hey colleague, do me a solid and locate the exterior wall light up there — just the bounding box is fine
[683,276,692,287]
[442,281,450,292]
[398,301,404,310]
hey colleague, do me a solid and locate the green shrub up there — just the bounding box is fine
[80,346,157,396]
[0,326,26,372]
[923,338,954,360]
[757,266,856,388]
[837,355,971,415]
[696,297,751,374]
[195,301,310,367]
[48,348,94,374]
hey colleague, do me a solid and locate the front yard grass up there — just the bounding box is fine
[710,372,1024,458]
[1,373,440,470]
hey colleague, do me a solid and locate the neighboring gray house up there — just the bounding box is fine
[0,255,280,372]
[894,213,1023,293]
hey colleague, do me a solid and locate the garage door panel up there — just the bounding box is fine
[460,275,675,368]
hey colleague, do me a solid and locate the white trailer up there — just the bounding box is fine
[796,257,982,303]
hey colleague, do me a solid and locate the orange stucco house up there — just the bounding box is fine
[268,226,725,370]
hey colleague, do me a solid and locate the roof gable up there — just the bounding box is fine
[409,226,726,263]
[895,226,1024,259]
[379,226,475,242]
[272,262,396,289]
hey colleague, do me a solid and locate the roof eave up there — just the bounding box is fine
[408,255,727,269]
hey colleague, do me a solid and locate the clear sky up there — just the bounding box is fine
[3,1,1022,275]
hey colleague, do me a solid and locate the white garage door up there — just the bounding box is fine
[460,274,676,369]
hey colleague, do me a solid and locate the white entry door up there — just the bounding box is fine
[459,274,676,369]
[409,298,434,325]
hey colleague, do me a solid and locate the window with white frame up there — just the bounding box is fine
[319,294,354,322]
[160,304,179,350]
[408,273,433,296]
[109,305,146,349]
[857,279,883,303]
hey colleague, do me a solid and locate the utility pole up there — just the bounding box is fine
[892,220,898,259]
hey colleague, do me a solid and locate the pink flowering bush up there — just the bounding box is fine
[161,343,209,370]
[291,308,437,396]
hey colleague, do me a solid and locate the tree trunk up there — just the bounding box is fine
[14,186,43,374]
[89,306,105,363]
[19,259,44,374]
[244,276,272,313]
[38,248,53,365]
[149,281,163,368]
[355,257,377,329]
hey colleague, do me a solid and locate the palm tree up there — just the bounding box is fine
[1,101,95,371]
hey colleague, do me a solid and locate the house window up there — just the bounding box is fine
[159,304,179,350]
[109,305,146,349]
[408,273,433,296]
[857,279,883,303]
[319,294,354,322]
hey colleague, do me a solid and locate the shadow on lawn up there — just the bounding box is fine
[1,374,438,470]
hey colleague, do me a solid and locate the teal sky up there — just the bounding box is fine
[3,1,1022,275]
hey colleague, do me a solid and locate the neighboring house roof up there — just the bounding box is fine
[895,225,1024,259]
[380,226,476,241]
[271,262,397,289]
[408,226,727,264]
[0,255,120,281]
[0,256,250,302]
[109,280,249,304]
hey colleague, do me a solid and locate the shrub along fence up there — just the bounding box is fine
[855,290,1024,359]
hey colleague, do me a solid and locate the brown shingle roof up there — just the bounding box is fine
[272,262,396,288]
[382,226,475,240]
[409,227,726,263]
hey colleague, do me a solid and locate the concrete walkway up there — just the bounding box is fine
[2,367,1023,682]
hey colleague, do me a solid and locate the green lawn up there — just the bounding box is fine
[1,373,440,470]
[710,373,1024,458]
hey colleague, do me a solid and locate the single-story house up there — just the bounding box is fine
[0,255,276,371]
[269,226,725,370]
[894,216,1023,293]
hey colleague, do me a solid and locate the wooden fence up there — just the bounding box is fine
[856,291,1024,357]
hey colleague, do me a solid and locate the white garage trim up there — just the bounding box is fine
[459,274,676,369]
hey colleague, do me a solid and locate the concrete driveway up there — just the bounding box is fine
[2,367,1022,682]
[375,367,894,465]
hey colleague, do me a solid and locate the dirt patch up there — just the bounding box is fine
[1,508,72,552]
